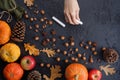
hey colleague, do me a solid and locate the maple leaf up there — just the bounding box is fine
[43,65,62,80]
[100,65,116,76]
[24,43,40,56]
[24,0,34,6]
[40,48,55,57]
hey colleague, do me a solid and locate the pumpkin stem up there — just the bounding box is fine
[74,74,79,80]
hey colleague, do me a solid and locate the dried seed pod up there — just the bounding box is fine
[60,35,65,40]
[89,56,94,63]
[34,36,39,41]
[46,64,51,68]
[27,70,41,80]
[56,57,61,62]
[51,29,56,35]
[40,10,45,15]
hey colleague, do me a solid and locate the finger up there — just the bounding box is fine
[65,15,69,23]
[76,10,80,20]
[66,13,74,25]
[71,13,79,25]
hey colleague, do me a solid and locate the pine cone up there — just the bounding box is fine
[11,21,26,42]
[103,48,119,63]
[27,70,42,80]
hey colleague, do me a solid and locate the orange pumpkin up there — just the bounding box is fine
[65,63,88,80]
[0,20,11,45]
[3,63,24,80]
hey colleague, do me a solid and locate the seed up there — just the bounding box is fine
[65,59,68,63]
[84,45,89,49]
[91,47,96,51]
[92,42,97,47]
[60,36,65,40]
[24,14,29,19]
[64,42,69,47]
[75,48,79,52]
[87,41,92,45]
[35,24,39,28]
[48,20,53,25]
[70,41,75,46]
[34,36,39,40]
[93,51,97,55]
[56,49,60,53]
[40,10,45,15]
[30,17,34,22]
[46,64,51,68]
[51,29,56,35]
[56,57,61,62]
[77,53,82,58]
[40,63,44,67]
[63,51,67,55]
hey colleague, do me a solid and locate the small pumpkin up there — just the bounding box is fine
[65,63,88,80]
[0,43,21,62]
[3,63,24,80]
[0,20,11,45]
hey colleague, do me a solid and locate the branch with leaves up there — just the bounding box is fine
[43,65,62,80]
[99,65,116,76]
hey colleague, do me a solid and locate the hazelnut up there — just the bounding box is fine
[40,63,44,67]
[34,36,39,40]
[75,48,79,52]
[35,24,39,28]
[56,57,61,62]
[92,42,97,47]
[40,10,45,15]
[63,51,67,55]
[51,38,56,42]
[91,47,96,51]
[93,51,98,55]
[46,64,51,68]
[64,42,69,47]
[56,49,60,53]
[30,17,34,22]
[60,36,65,40]
[51,29,56,35]
[77,53,82,58]
[87,41,92,45]
[70,41,75,46]
[65,59,69,63]
[84,45,89,49]
[48,20,53,25]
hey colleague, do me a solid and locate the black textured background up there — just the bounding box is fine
[0,0,120,80]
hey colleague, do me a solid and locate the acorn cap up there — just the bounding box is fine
[27,70,41,80]
[103,48,119,63]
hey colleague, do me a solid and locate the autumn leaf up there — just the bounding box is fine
[43,65,62,80]
[24,43,39,56]
[24,0,34,6]
[100,65,116,76]
[40,48,55,57]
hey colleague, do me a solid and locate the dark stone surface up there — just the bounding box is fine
[0,0,120,80]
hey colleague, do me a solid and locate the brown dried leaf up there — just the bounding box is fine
[40,48,55,57]
[43,65,62,80]
[24,43,39,56]
[24,0,34,6]
[100,65,116,76]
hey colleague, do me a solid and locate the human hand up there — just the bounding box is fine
[64,0,80,25]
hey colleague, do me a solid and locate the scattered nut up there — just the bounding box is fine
[24,14,29,19]
[91,47,96,51]
[77,53,82,58]
[51,29,56,35]
[40,10,45,15]
[46,64,51,68]
[87,41,92,45]
[40,63,44,67]
[65,59,69,63]
[56,49,60,53]
[33,17,37,21]
[48,20,53,25]
[64,42,69,47]
[92,42,97,47]
[34,36,39,40]
[102,47,107,51]
[35,24,39,28]
[40,18,44,22]
[51,38,56,42]
[60,36,65,40]
[30,17,34,22]
[69,36,74,41]
[89,56,94,63]
[82,56,86,61]
[42,32,47,36]
[71,57,75,61]
[75,48,79,52]
[70,41,75,46]
[63,51,67,55]
[84,45,89,50]
[29,26,32,29]
[56,57,61,62]
[42,40,48,46]
[35,29,39,32]
[93,51,97,55]
[79,43,83,47]
[75,58,78,62]
[45,38,50,43]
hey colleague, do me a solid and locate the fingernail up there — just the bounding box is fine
[76,20,83,25]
